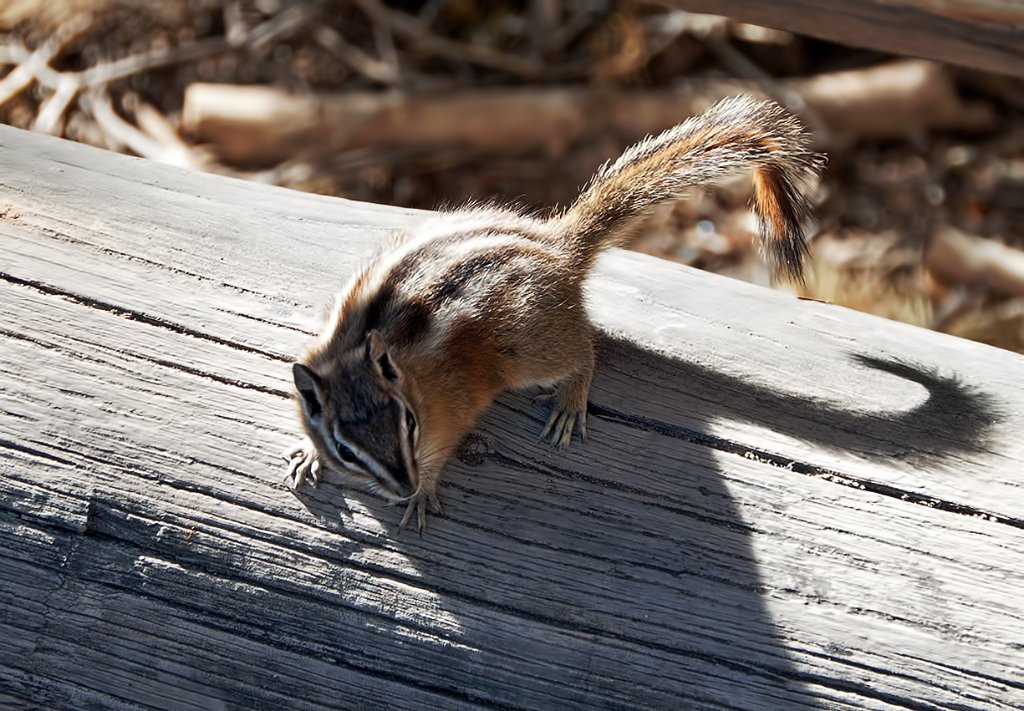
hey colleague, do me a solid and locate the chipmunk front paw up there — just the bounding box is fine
[283,439,322,490]
[398,486,443,535]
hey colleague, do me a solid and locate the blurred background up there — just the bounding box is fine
[3,0,1023,352]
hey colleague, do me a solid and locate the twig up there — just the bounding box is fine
[640,10,691,58]
[134,98,209,170]
[133,99,178,146]
[0,51,37,106]
[542,3,607,55]
[0,41,64,87]
[7,5,315,141]
[0,13,92,107]
[372,15,402,82]
[223,1,248,46]
[417,0,450,29]
[85,87,160,156]
[32,74,78,133]
[246,4,312,53]
[81,36,234,88]
[86,87,206,172]
[315,26,399,84]
[351,0,551,78]
[8,5,313,101]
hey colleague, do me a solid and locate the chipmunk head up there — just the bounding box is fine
[292,330,419,500]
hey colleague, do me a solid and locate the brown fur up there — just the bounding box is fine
[562,96,822,276]
[286,95,823,532]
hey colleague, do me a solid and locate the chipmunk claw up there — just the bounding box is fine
[541,405,587,448]
[398,488,443,536]
[283,440,321,490]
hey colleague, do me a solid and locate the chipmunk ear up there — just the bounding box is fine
[292,363,325,421]
[367,329,401,383]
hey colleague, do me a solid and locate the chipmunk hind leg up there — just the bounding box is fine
[501,300,595,447]
[539,343,594,447]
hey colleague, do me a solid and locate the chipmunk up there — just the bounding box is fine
[285,95,822,533]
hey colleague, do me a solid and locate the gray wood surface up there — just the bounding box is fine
[2,124,1023,709]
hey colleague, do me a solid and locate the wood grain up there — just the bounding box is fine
[2,125,1023,708]
[670,0,1024,78]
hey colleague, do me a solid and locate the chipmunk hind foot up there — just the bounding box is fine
[538,361,593,448]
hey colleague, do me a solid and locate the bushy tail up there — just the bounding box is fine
[560,95,823,281]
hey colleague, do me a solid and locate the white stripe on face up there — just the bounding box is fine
[331,428,405,497]
[398,402,418,489]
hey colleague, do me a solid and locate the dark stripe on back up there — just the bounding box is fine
[427,249,517,304]
[358,225,544,347]
[361,282,395,335]
[389,298,432,347]
[381,225,540,296]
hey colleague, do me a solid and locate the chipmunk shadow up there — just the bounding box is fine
[588,337,1002,467]
[291,333,1002,708]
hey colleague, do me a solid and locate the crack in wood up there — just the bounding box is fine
[0,270,293,363]
[20,220,301,305]
[895,652,1024,692]
[434,479,768,589]
[224,308,315,335]
[0,438,77,468]
[5,521,536,709]
[133,352,290,398]
[4,483,850,702]
[477,444,763,536]
[588,403,1024,531]
[39,519,801,699]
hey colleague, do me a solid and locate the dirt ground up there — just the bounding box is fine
[4,0,1024,352]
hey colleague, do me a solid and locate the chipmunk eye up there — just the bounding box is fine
[404,408,417,437]
[335,440,357,465]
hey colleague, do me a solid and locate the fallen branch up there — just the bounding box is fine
[182,60,997,166]
[657,0,1024,78]
[795,60,996,148]
[314,25,400,84]
[927,227,1024,298]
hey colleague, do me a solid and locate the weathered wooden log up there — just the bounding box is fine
[667,0,1024,78]
[1,125,1023,708]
